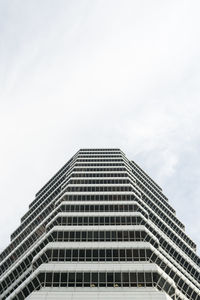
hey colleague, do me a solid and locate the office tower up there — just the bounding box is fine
[0,148,199,300]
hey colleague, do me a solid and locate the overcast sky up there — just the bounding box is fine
[0,0,200,255]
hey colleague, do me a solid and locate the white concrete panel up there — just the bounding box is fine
[27,287,172,300]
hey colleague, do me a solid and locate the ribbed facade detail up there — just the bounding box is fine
[0,149,199,300]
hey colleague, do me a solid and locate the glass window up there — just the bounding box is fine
[92,273,98,284]
[118,231,122,241]
[106,232,110,240]
[116,217,120,224]
[79,249,85,261]
[82,232,86,241]
[61,273,68,287]
[107,273,114,286]
[135,231,140,240]
[115,273,121,286]
[76,273,83,287]
[66,250,71,261]
[100,231,104,241]
[93,250,98,261]
[113,249,118,261]
[68,273,75,286]
[99,273,106,287]
[53,273,60,287]
[59,249,65,261]
[106,249,112,261]
[130,273,137,287]
[122,273,129,286]
[64,231,68,241]
[138,273,144,283]
[111,231,116,241]
[86,250,91,261]
[70,232,74,240]
[120,249,125,261]
[45,273,52,287]
[72,250,78,260]
[76,232,80,240]
[105,217,109,224]
[124,231,128,241]
[100,249,105,261]
[58,232,63,241]
[133,249,139,261]
[94,231,98,241]
[140,249,145,260]
[84,273,90,287]
[88,232,92,241]
[126,249,132,261]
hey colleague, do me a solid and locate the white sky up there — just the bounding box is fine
[0,0,200,254]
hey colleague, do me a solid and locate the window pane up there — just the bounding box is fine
[100,249,105,261]
[138,273,144,283]
[115,273,121,284]
[130,273,137,287]
[92,273,98,284]
[84,273,90,286]
[99,273,106,283]
[68,273,75,287]
[79,248,85,258]
[122,273,129,287]
[61,273,67,287]
[107,273,114,286]
[76,273,83,287]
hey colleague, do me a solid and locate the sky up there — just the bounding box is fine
[0,0,200,255]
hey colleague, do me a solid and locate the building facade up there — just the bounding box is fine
[0,148,199,300]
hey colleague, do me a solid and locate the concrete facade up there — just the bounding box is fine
[0,149,199,299]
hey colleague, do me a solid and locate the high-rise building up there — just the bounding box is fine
[0,148,199,300]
